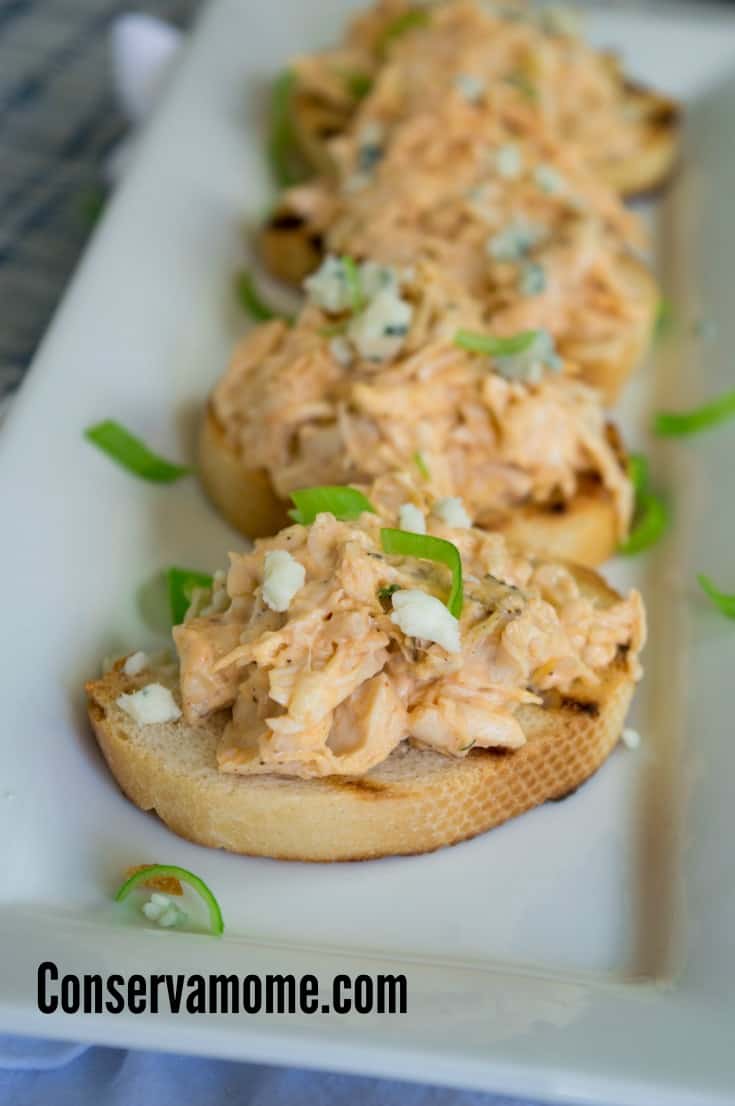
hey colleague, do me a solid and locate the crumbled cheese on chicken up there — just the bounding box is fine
[303,256,354,313]
[455,73,485,102]
[399,503,427,533]
[141,892,188,929]
[123,651,148,678]
[433,496,472,528]
[356,121,385,172]
[535,163,565,194]
[487,219,544,261]
[519,260,547,296]
[347,286,413,361]
[329,336,353,366]
[262,549,306,612]
[390,589,462,654]
[495,144,522,179]
[117,684,181,726]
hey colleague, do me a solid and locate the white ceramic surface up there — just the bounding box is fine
[2,1,735,1102]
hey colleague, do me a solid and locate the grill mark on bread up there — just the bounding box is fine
[559,696,600,718]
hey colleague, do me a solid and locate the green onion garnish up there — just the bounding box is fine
[505,72,537,100]
[377,583,400,603]
[344,71,373,100]
[617,453,668,556]
[288,485,376,525]
[115,864,224,936]
[453,329,539,356]
[268,70,308,188]
[377,8,430,55]
[380,528,463,617]
[654,297,673,340]
[84,421,192,483]
[698,574,735,619]
[341,255,365,313]
[167,567,214,625]
[413,450,430,480]
[654,390,735,437]
[235,270,291,323]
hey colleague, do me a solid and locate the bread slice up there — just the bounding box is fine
[601,82,680,198]
[86,566,635,862]
[199,404,622,567]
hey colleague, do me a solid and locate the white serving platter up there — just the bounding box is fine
[2,0,735,1101]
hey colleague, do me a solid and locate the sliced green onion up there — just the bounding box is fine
[505,72,537,100]
[380,528,463,617]
[268,70,308,188]
[698,574,735,619]
[654,390,735,437]
[377,583,400,603]
[85,421,192,483]
[288,485,376,525]
[235,270,291,323]
[627,452,648,494]
[618,491,668,556]
[654,297,673,340]
[115,864,224,936]
[167,567,214,625]
[454,329,538,356]
[344,70,373,100]
[413,450,430,480]
[341,255,364,313]
[377,8,430,55]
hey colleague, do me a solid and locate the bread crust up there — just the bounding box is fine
[86,564,635,861]
[199,404,621,566]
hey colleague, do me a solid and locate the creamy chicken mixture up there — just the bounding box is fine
[173,509,645,779]
[212,260,632,534]
[281,0,650,359]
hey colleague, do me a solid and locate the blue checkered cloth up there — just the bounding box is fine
[0,0,199,407]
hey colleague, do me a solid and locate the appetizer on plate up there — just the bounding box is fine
[280,0,679,198]
[201,258,633,565]
[86,494,645,861]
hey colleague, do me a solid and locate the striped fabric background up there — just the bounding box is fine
[0,0,200,409]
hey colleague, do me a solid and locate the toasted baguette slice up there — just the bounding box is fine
[86,573,635,862]
[199,405,621,566]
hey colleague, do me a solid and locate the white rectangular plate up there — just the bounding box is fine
[2,1,735,1101]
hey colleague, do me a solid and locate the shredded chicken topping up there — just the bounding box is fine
[173,509,645,779]
[212,261,632,535]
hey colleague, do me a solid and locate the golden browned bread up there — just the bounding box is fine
[199,404,622,567]
[86,563,636,862]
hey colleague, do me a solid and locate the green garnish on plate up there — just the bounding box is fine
[115,864,224,936]
[167,567,214,625]
[654,390,735,437]
[268,70,309,188]
[85,420,192,483]
[617,452,668,556]
[235,270,292,323]
[697,574,735,619]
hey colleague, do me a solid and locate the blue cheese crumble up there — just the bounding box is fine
[142,892,188,929]
[487,219,544,262]
[495,144,522,179]
[494,329,563,383]
[519,260,547,296]
[307,256,413,362]
[534,164,565,195]
[455,73,485,103]
[398,503,427,534]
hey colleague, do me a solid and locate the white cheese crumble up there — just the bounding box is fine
[390,590,461,654]
[455,73,485,102]
[487,219,544,262]
[399,503,427,534]
[262,549,306,612]
[433,496,472,528]
[496,144,522,179]
[495,328,562,382]
[534,164,565,194]
[356,121,385,172]
[621,727,642,750]
[519,260,547,296]
[346,286,413,362]
[304,255,354,313]
[116,684,181,726]
[142,892,188,929]
[329,336,353,366]
[123,651,148,678]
